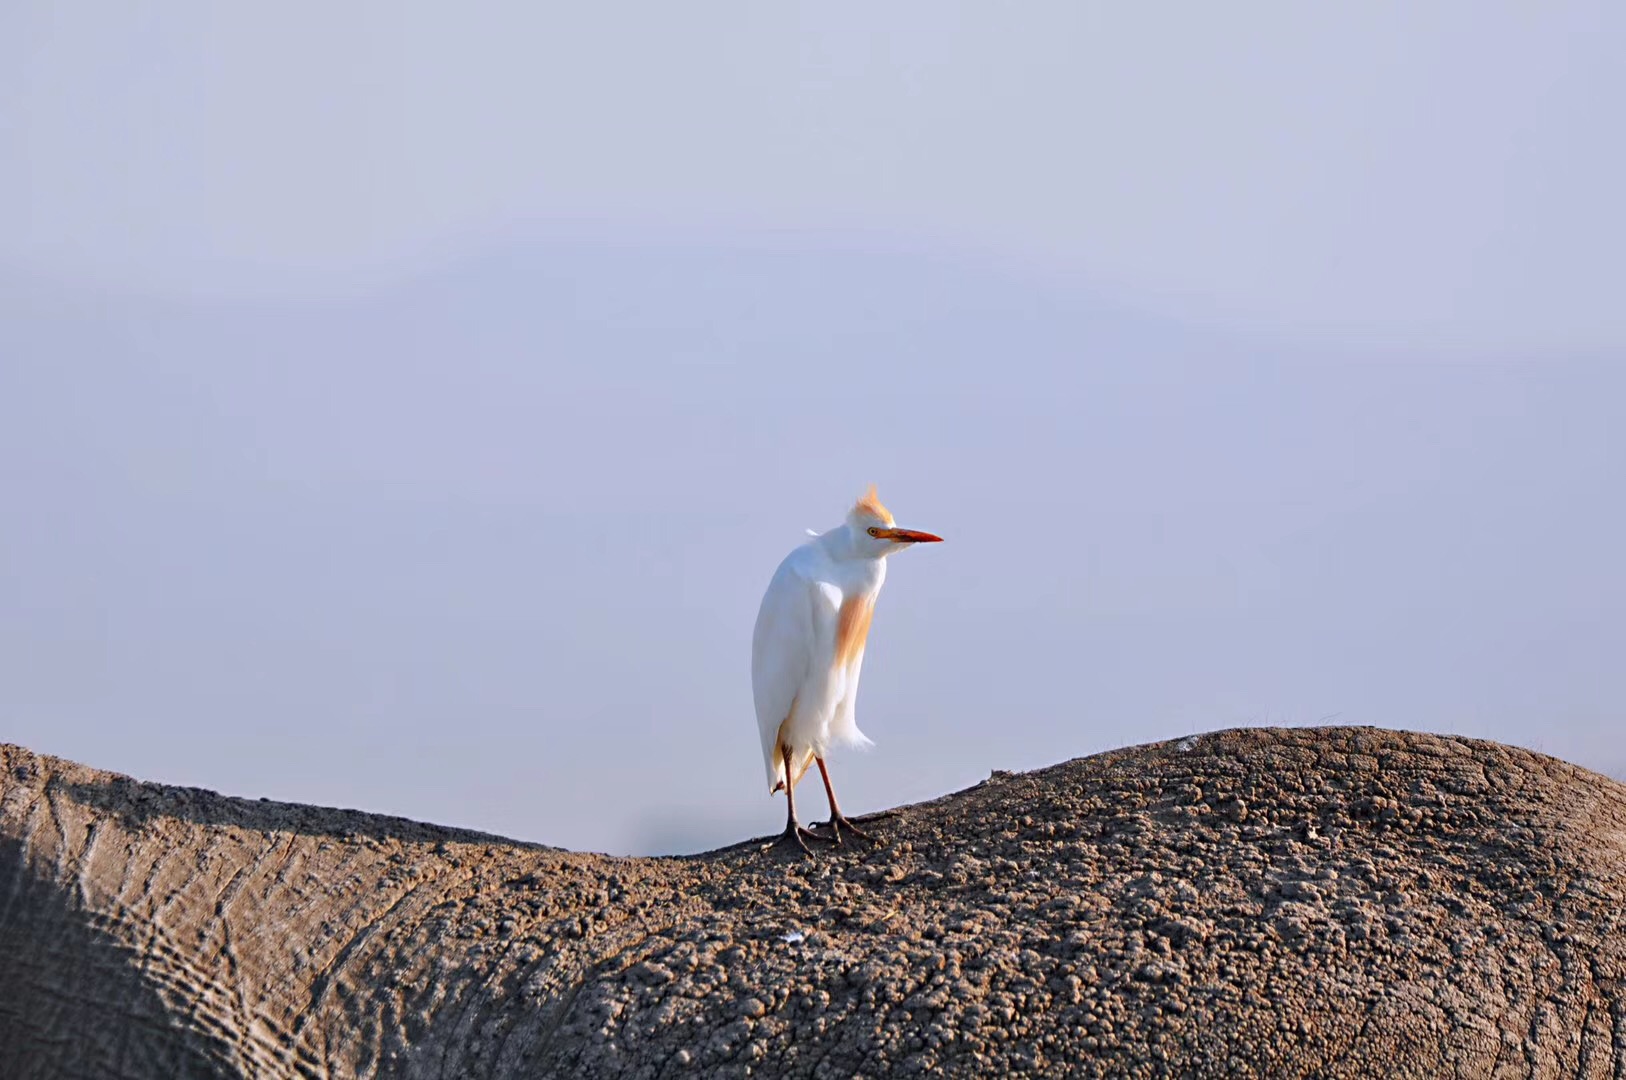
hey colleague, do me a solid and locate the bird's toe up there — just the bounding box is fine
[766,823,820,857]
[832,815,877,845]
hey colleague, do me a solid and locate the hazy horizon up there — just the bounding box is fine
[5,4,1623,854]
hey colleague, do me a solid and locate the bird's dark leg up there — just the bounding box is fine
[813,757,875,845]
[770,747,828,856]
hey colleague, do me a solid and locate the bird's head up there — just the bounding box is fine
[846,484,943,557]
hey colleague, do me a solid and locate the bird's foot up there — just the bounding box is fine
[813,813,878,846]
[766,822,829,857]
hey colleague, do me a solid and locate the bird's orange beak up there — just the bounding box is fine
[874,527,943,544]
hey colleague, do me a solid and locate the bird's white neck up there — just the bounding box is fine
[820,523,880,563]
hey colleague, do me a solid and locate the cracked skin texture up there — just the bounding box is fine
[3,726,1626,1079]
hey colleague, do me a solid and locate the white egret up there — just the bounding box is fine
[751,485,943,854]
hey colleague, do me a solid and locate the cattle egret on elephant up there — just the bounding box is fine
[751,485,943,854]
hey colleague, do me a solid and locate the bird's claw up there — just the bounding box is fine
[814,814,877,846]
[767,823,825,857]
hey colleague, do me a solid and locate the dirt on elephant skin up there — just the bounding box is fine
[3,725,1625,1078]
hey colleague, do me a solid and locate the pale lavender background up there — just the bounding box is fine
[3,4,1623,855]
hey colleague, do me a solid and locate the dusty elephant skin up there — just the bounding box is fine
[2,727,1625,1079]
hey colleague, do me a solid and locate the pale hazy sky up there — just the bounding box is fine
[3,4,1623,854]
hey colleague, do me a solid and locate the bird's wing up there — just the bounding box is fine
[751,558,818,789]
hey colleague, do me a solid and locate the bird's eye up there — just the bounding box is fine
[867,527,879,537]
